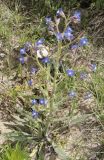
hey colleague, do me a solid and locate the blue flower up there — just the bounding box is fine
[19,57,25,64]
[56,8,65,18]
[73,11,81,22]
[84,92,93,100]
[31,67,37,74]
[68,90,76,99]
[28,79,33,86]
[64,26,74,40]
[35,38,45,47]
[71,44,78,50]
[80,72,87,80]
[32,110,39,118]
[90,64,97,72]
[39,98,47,105]
[74,11,81,17]
[64,31,74,41]
[79,37,88,46]
[20,48,26,55]
[56,32,64,41]
[45,16,52,25]
[41,57,50,64]
[66,69,75,77]
[31,99,37,105]
[65,26,73,33]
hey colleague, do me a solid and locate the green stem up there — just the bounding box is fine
[46,42,62,134]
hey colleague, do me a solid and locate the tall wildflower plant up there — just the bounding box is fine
[7,8,97,159]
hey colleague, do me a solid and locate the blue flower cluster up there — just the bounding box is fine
[31,98,47,105]
[70,37,88,52]
[68,90,93,100]
[72,11,81,23]
[19,42,32,64]
[18,8,97,120]
[31,98,47,118]
[19,38,50,66]
[45,8,89,49]
[55,25,74,41]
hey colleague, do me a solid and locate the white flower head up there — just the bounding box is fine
[41,48,49,57]
[36,46,49,58]
[37,50,43,58]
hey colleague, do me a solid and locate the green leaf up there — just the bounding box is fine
[52,143,70,160]
[1,143,29,160]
